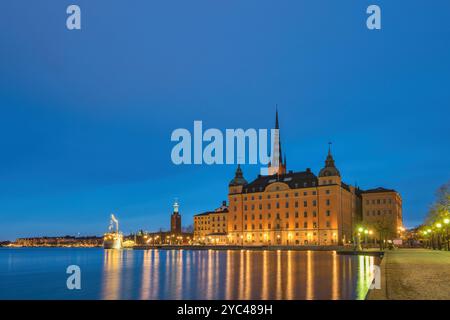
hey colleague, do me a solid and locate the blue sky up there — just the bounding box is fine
[1,1,449,240]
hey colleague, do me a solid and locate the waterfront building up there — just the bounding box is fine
[361,187,403,240]
[194,110,403,246]
[193,201,229,244]
[136,200,193,245]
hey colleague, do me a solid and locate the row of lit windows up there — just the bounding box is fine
[365,198,393,205]
[194,216,226,223]
[239,210,331,220]
[236,190,332,202]
[366,209,393,216]
[236,221,332,230]
[197,227,226,232]
[237,199,332,211]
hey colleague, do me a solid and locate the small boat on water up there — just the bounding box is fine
[103,214,123,249]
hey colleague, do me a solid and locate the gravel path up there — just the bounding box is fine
[367,249,450,300]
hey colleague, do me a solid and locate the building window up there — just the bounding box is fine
[326,221,331,228]
[286,223,289,228]
[267,204,271,209]
[295,222,299,228]
[268,223,272,229]
[326,210,331,217]
[304,222,308,228]
[295,212,299,218]
[276,202,280,209]
[313,211,317,218]
[313,222,317,228]
[304,211,308,218]
[259,204,262,210]
[326,199,330,206]
[326,190,330,194]
[295,192,299,197]
[276,213,280,219]
[285,202,289,208]
[295,201,298,208]
[244,205,247,211]
[251,214,255,220]
[304,201,308,207]
[259,224,262,229]
[259,214,262,219]
[313,200,317,206]
[251,204,255,210]
[312,191,317,195]
[285,212,289,218]
[244,215,247,220]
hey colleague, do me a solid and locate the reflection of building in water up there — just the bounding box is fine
[194,110,402,246]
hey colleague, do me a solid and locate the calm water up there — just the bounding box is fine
[0,248,379,300]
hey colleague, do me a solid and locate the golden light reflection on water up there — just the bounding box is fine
[101,249,379,300]
[102,250,123,300]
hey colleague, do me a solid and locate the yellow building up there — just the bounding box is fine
[194,111,402,246]
[194,201,228,244]
[361,187,403,240]
[227,149,360,246]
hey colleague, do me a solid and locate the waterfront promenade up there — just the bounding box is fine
[367,249,450,300]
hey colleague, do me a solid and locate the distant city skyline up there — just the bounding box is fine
[1,1,450,240]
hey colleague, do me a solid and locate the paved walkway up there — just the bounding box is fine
[367,249,450,300]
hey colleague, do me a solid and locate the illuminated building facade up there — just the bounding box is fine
[194,111,402,246]
[361,188,403,240]
[193,201,228,244]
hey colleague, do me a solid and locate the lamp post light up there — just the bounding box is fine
[355,227,363,251]
[364,229,369,247]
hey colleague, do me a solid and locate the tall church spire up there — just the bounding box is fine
[268,107,286,175]
[275,105,279,129]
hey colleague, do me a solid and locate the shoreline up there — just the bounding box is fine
[2,244,383,256]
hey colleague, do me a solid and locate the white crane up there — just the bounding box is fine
[109,214,119,234]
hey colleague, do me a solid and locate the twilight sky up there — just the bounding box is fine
[1,0,449,240]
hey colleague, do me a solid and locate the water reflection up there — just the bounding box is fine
[101,249,379,300]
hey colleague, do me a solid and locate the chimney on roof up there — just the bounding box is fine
[222,200,227,207]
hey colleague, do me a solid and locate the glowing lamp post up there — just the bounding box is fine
[355,227,364,251]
